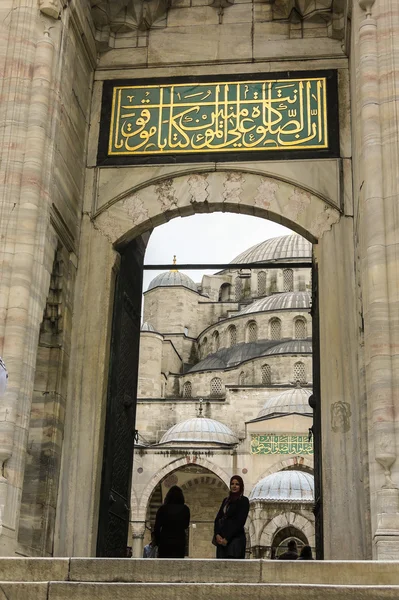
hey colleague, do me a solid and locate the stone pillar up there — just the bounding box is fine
[131,522,146,558]
[0,4,58,553]
[357,0,399,558]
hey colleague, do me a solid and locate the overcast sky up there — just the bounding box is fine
[143,213,291,292]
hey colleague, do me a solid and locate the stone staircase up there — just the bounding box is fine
[1,558,399,599]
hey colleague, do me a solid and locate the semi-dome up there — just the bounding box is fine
[147,271,198,293]
[258,387,313,418]
[231,233,311,265]
[263,340,312,356]
[249,471,314,503]
[158,417,238,446]
[240,292,311,315]
[141,321,156,332]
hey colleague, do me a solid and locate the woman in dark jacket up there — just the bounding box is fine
[154,485,190,558]
[214,475,249,559]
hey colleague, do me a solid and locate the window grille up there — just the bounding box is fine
[228,325,237,347]
[213,330,220,352]
[283,269,294,292]
[270,318,281,340]
[235,277,243,301]
[210,377,224,397]
[261,364,271,385]
[257,271,266,296]
[247,320,258,342]
[294,362,306,383]
[183,381,192,398]
[239,371,245,385]
[295,318,306,339]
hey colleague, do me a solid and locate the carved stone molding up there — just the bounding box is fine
[272,0,345,40]
[91,0,170,51]
[39,0,61,19]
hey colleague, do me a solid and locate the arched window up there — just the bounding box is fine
[210,377,224,397]
[261,364,271,384]
[246,320,258,343]
[239,371,245,385]
[213,330,220,352]
[227,325,237,347]
[202,336,208,354]
[283,269,294,292]
[183,381,192,398]
[235,277,243,301]
[257,271,266,296]
[219,283,231,302]
[295,318,307,339]
[294,361,307,384]
[270,317,281,340]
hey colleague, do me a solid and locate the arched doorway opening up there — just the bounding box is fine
[272,525,309,559]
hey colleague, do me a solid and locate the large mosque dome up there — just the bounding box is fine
[240,292,311,315]
[257,387,313,419]
[231,233,311,265]
[249,471,314,503]
[158,417,238,446]
[147,271,198,293]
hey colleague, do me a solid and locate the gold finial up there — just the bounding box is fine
[170,255,178,273]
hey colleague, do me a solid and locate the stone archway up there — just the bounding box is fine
[257,456,314,482]
[259,512,315,549]
[58,165,367,559]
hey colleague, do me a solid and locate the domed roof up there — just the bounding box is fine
[141,321,156,332]
[188,340,312,373]
[158,417,238,446]
[240,292,311,315]
[258,387,313,418]
[231,233,311,265]
[147,271,198,293]
[249,471,314,503]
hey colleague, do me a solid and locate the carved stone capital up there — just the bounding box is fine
[358,0,375,15]
[209,0,234,7]
[39,0,61,19]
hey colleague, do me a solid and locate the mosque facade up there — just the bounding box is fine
[0,0,399,563]
[131,233,315,558]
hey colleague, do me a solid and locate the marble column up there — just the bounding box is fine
[131,522,146,558]
[357,0,399,558]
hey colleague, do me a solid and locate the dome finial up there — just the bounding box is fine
[170,255,178,273]
[198,398,204,418]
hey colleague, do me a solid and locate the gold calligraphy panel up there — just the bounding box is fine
[108,77,328,156]
[250,434,313,455]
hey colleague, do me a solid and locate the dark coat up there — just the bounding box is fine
[154,503,190,558]
[214,495,249,558]
[278,550,298,560]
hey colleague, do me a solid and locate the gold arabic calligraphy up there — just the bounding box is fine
[109,78,328,155]
[250,434,313,455]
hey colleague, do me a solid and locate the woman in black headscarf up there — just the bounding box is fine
[213,475,249,559]
[154,485,190,558]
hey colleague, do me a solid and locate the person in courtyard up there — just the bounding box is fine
[154,485,190,558]
[143,531,157,558]
[278,539,299,560]
[214,475,249,559]
[298,545,313,560]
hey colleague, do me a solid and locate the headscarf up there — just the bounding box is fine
[228,475,244,502]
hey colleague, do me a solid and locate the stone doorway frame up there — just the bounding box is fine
[54,168,369,560]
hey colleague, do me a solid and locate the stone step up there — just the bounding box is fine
[2,558,399,585]
[1,581,399,600]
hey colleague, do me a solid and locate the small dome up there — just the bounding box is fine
[147,271,198,293]
[141,321,156,332]
[249,471,314,503]
[231,233,311,265]
[240,292,311,315]
[258,387,313,418]
[159,417,238,446]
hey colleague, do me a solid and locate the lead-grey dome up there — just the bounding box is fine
[240,292,311,315]
[258,387,313,418]
[231,233,311,265]
[249,471,314,503]
[158,417,238,446]
[141,321,156,332]
[147,271,198,293]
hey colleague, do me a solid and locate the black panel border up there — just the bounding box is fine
[97,70,340,166]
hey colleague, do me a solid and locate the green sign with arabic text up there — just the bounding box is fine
[108,77,328,157]
[251,434,313,455]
